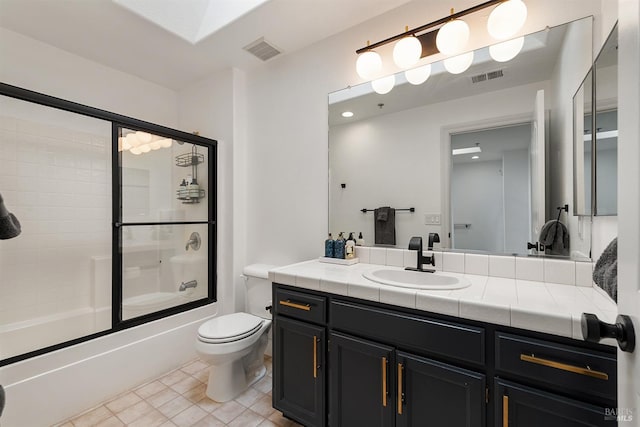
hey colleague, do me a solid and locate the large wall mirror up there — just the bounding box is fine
[329,17,593,259]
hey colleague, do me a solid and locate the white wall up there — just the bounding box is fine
[0,28,220,426]
[245,0,604,265]
[177,68,245,315]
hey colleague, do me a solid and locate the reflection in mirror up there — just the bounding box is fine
[329,17,592,259]
[594,24,618,216]
[573,69,593,216]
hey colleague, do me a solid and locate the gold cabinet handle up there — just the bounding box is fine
[279,300,311,311]
[313,336,318,378]
[520,354,609,380]
[397,363,404,415]
[382,357,388,407]
[503,395,509,427]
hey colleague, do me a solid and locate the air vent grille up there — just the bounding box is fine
[243,37,282,61]
[487,70,504,79]
[471,73,487,83]
[471,70,504,84]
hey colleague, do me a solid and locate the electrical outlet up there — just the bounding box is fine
[424,214,441,225]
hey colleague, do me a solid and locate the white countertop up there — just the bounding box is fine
[270,260,618,346]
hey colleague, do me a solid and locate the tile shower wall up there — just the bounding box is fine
[0,108,112,329]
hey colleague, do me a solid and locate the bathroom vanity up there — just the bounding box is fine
[271,260,617,427]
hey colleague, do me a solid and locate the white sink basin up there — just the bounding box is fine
[362,269,471,290]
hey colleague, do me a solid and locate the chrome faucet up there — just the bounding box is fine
[179,280,198,291]
[185,231,201,251]
[405,236,435,272]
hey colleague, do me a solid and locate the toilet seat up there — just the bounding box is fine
[198,312,265,344]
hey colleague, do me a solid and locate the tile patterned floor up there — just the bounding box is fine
[55,357,302,427]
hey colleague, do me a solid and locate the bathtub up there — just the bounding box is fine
[122,292,189,320]
[0,307,111,361]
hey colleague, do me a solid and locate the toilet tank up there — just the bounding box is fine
[243,264,276,319]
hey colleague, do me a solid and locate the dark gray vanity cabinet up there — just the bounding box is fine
[495,380,615,426]
[494,332,617,426]
[273,288,327,427]
[272,284,617,427]
[329,332,395,427]
[329,332,485,427]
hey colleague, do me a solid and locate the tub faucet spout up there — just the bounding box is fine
[179,280,198,291]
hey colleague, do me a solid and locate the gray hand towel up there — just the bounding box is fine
[593,237,617,302]
[539,220,569,256]
[374,207,396,245]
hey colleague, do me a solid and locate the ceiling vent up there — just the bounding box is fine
[243,37,282,61]
[471,73,487,84]
[471,69,504,84]
[487,69,504,80]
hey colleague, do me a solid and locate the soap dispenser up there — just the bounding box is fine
[345,233,356,259]
[324,233,335,258]
[356,232,365,246]
[334,232,346,259]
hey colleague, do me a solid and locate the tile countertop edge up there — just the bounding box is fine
[269,260,617,346]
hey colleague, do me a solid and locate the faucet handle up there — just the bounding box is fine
[427,233,440,250]
[408,236,423,251]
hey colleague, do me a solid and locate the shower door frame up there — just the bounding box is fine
[0,82,217,366]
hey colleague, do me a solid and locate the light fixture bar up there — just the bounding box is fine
[355,0,503,54]
[452,146,482,155]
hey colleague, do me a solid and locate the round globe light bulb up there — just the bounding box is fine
[135,131,152,143]
[121,137,132,151]
[443,51,474,74]
[159,138,173,148]
[489,37,525,62]
[125,133,140,148]
[393,35,422,69]
[149,140,162,150]
[139,144,151,153]
[436,19,470,55]
[129,146,143,155]
[356,50,382,80]
[405,63,432,85]
[488,0,528,40]
[371,75,396,95]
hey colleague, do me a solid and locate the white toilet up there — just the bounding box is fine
[195,264,275,402]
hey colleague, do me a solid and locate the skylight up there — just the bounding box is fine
[113,0,270,44]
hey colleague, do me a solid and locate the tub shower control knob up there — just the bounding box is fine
[581,312,635,352]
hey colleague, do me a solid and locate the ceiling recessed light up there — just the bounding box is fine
[342,111,354,118]
[471,155,480,159]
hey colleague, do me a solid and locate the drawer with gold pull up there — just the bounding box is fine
[495,332,616,402]
[274,287,326,324]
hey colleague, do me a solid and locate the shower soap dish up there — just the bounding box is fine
[319,257,359,265]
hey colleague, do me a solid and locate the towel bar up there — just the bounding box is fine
[361,207,414,213]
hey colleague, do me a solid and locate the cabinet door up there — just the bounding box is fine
[496,380,616,426]
[273,316,325,427]
[329,332,395,427]
[396,352,485,427]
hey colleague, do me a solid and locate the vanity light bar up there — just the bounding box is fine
[452,146,482,155]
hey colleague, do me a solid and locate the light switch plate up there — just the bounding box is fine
[424,214,441,225]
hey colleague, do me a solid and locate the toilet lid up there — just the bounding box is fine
[198,312,264,344]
